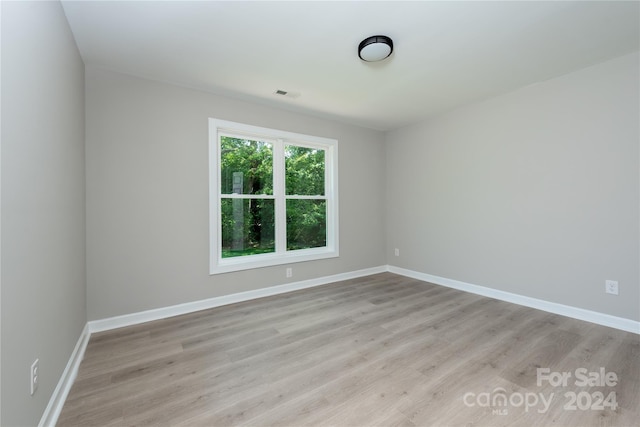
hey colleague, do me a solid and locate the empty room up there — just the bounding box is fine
[1,1,639,426]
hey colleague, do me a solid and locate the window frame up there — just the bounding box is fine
[209,118,339,275]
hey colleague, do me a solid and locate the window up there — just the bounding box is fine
[209,119,338,274]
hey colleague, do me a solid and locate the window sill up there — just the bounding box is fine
[209,248,339,275]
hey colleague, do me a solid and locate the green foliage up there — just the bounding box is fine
[286,199,326,250]
[220,198,275,256]
[285,146,326,250]
[222,247,275,258]
[221,136,273,195]
[286,145,325,195]
[219,137,327,257]
[220,136,274,257]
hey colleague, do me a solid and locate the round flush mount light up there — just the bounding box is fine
[358,35,393,62]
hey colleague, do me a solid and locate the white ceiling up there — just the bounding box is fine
[61,1,639,131]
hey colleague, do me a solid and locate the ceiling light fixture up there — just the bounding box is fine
[358,35,393,62]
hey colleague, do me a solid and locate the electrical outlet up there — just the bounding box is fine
[394,248,400,257]
[605,280,618,295]
[286,267,293,278]
[30,359,39,396]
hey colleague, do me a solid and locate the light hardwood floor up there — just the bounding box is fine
[57,273,639,426]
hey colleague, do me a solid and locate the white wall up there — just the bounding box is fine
[386,52,639,322]
[85,67,386,320]
[1,1,86,425]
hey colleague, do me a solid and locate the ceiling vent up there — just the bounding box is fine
[274,89,301,99]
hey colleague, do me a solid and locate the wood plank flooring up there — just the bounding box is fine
[57,273,640,426]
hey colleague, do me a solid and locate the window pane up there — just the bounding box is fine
[286,199,326,250]
[221,198,275,258]
[285,145,325,196]
[221,136,273,195]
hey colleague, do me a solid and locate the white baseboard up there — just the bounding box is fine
[38,323,90,427]
[88,265,387,333]
[388,265,640,335]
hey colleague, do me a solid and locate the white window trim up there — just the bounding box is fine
[209,118,339,275]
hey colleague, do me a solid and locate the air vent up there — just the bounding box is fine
[274,89,301,99]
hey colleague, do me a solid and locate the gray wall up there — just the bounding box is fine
[386,52,639,322]
[0,6,636,422]
[1,1,86,426]
[85,67,386,320]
